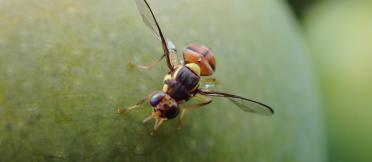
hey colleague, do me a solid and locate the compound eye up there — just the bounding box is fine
[150,92,166,107]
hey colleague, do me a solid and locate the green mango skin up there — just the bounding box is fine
[0,0,325,161]
[305,1,372,162]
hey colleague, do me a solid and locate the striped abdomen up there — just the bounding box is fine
[183,44,216,76]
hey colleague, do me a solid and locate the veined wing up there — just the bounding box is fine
[134,0,177,71]
[198,89,274,116]
[199,77,219,90]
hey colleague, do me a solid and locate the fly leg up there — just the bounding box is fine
[177,109,186,130]
[128,55,165,70]
[142,115,154,124]
[177,95,212,129]
[151,118,166,136]
[117,97,147,114]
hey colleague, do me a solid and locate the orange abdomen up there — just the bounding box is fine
[183,44,216,76]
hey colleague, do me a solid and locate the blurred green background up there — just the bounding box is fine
[0,0,370,161]
[302,1,372,162]
[289,0,372,162]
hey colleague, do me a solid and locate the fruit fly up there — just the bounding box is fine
[118,0,274,136]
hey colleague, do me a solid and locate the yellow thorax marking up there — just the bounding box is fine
[185,63,201,76]
[162,74,171,92]
[185,63,201,92]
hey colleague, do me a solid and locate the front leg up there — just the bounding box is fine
[117,95,150,114]
[151,118,166,136]
[177,94,212,129]
[128,54,165,70]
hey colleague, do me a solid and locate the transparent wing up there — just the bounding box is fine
[134,0,177,70]
[198,90,274,116]
[166,40,179,68]
[199,77,219,90]
[134,0,161,40]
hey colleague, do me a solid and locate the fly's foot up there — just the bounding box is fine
[176,124,183,130]
[127,61,136,69]
[117,108,128,114]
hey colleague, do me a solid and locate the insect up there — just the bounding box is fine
[118,0,274,136]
